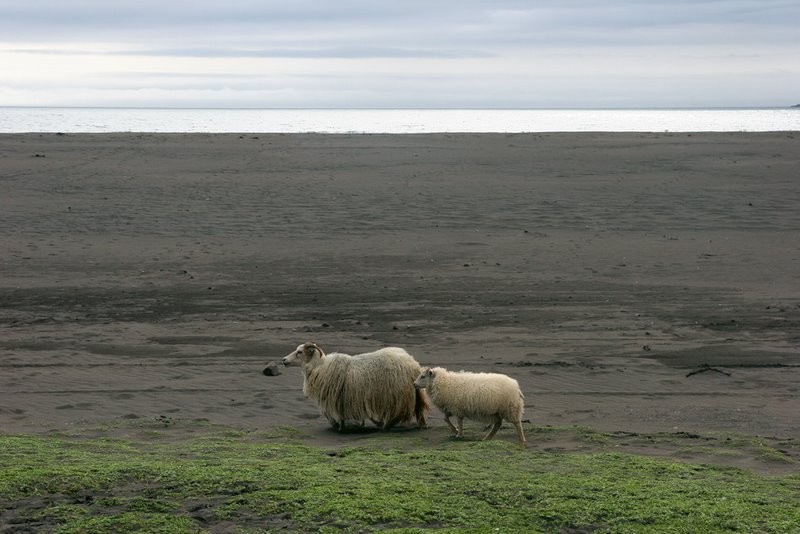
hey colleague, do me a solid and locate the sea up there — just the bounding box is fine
[0,107,798,133]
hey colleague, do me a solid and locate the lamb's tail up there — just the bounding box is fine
[414,387,430,428]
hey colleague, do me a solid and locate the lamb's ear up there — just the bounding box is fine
[427,368,434,377]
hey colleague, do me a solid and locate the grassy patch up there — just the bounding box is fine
[1,429,798,533]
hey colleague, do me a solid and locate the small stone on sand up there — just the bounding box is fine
[263,361,282,376]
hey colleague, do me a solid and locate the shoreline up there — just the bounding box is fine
[2,107,798,134]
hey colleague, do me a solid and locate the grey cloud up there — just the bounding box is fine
[2,0,798,108]
[3,1,798,51]
[11,46,490,59]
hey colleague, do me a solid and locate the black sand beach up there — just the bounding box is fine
[1,132,798,468]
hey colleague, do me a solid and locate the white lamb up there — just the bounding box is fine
[414,366,526,446]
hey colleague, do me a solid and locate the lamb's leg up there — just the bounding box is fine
[513,419,527,447]
[456,416,464,437]
[443,413,459,435]
[483,416,503,440]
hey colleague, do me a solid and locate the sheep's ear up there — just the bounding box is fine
[303,343,317,358]
[427,368,434,377]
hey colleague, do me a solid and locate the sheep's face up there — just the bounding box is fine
[282,342,322,366]
[414,367,434,389]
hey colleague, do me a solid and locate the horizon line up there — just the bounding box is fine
[2,105,798,111]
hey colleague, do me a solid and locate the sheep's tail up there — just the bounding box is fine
[414,387,430,428]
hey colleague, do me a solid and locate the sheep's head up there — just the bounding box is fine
[282,342,323,366]
[414,367,435,389]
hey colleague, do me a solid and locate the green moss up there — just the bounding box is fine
[54,512,199,534]
[1,432,798,533]
[575,426,612,444]
[30,503,89,523]
[676,433,797,465]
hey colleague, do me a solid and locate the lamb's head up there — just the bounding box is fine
[282,342,324,367]
[414,367,436,389]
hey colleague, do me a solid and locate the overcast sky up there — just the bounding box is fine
[1,1,798,108]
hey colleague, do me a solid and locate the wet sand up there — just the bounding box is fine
[1,132,798,464]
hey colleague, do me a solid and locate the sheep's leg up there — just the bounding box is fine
[414,389,428,428]
[443,413,459,436]
[513,419,527,447]
[456,416,464,438]
[383,415,402,431]
[483,416,503,441]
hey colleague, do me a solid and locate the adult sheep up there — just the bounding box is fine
[414,366,526,447]
[281,342,428,431]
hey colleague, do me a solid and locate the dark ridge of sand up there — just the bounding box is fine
[1,133,798,467]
